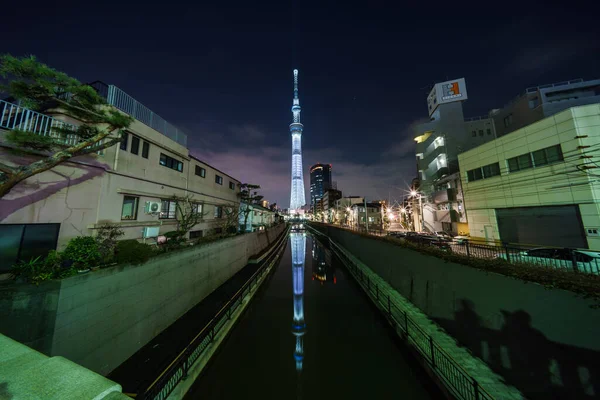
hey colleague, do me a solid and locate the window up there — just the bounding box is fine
[486,129,492,135]
[130,136,140,155]
[478,130,484,137]
[142,141,150,158]
[503,114,513,128]
[215,175,223,185]
[120,132,129,151]
[160,199,177,219]
[467,168,483,182]
[507,154,533,172]
[189,230,203,239]
[159,153,183,172]
[533,145,563,166]
[472,131,477,137]
[229,181,235,190]
[214,206,223,218]
[193,203,203,215]
[121,196,139,220]
[195,165,206,177]
[482,162,501,178]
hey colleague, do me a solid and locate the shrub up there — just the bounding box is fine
[95,224,125,264]
[62,236,102,269]
[116,240,153,265]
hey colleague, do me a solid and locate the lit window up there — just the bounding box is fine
[215,175,223,185]
[121,196,138,220]
[160,153,183,172]
[214,206,223,218]
[195,165,206,177]
[193,203,203,215]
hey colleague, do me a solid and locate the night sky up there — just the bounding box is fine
[2,0,599,208]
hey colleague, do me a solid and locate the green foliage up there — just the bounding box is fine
[62,236,101,269]
[5,129,64,152]
[95,224,125,264]
[115,240,154,265]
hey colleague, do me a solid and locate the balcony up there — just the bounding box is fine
[431,188,456,204]
[1,99,80,146]
[90,82,187,147]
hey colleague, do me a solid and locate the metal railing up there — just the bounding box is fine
[324,235,494,400]
[135,226,289,400]
[89,82,187,147]
[0,99,80,146]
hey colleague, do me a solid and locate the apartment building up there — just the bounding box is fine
[0,83,240,269]
[458,104,600,250]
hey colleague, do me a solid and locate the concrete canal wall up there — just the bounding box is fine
[0,223,286,376]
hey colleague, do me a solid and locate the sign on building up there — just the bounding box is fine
[427,78,468,117]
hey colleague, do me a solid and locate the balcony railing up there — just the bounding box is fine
[90,81,187,147]
[0,99,80,146]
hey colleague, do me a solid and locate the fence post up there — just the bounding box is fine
[503,242,511,263]
[569,248,579,273]
[473,379,480,400]
[429,336,435,368]
[465,239,470,258]
[182,350,189,379]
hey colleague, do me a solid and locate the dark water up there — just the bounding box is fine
[185,231,439,399]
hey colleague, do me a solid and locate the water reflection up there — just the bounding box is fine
[291,231,306,374]
[311,238,336,285]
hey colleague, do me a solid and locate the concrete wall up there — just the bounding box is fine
[0,223,285,376]
[312,224,600,399]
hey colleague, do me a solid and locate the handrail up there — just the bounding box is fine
[0,99,80,145]
[318,229,495,400]
[136,226,290,400]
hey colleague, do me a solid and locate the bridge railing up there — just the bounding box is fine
[135,226,289,400]
[324,234,495,400]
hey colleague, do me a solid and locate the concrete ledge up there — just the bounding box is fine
[0,334,129,400]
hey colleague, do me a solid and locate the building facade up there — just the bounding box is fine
[0,84,240,269]
[350,202,382,230]
[458,104,600,250]
[309,163,332,213]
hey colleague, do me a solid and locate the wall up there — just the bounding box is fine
[458,104,600,248]
[0,223,285,376]
[312,224,600,399]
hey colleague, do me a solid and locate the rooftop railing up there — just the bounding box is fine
[90,81,187,147]
[0,99,80,146]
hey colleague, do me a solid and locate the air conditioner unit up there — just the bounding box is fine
[143,226,160,238]
[145,201,161,214]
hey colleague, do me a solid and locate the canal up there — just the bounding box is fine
[185,230,440,399]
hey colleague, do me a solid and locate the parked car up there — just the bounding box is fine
[496,248,600,273]
[434,231,454,241]
[387,231,406,238]
[405,233,452,251]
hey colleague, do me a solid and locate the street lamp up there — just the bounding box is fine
[410,190,424,232]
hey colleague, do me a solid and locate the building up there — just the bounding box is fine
[458,104,600,249]
[309,163,332,212]
[239,203,277,232]
[490,79,600,138]
[322,189,342,223]
[350,202,382,230]
[289,69,306,211]
[333,196,364,226]
[0,83,240,269]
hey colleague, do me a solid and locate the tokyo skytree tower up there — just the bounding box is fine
[290,231,306,372]
[289,69,306,211]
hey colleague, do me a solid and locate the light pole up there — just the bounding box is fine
[410,190,424,232]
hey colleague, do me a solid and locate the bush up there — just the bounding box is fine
[95,224,124,264]
[116,240,154,265]
[62,236,102,269]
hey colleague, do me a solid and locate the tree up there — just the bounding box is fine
[218,205,240,236]
[173,194,208,240]
[238,183,263,232]
[0,55,133,198]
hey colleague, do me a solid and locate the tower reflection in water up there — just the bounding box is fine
[290,231,306,373]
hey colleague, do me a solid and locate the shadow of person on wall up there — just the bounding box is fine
[436,300,600,399]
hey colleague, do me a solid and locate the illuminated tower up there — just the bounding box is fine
[291,231,306,372]
[289,69,306,211]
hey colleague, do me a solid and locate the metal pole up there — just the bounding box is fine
[364,198,369,234]
[419,195,423,232]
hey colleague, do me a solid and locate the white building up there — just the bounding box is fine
[458,104,600,249]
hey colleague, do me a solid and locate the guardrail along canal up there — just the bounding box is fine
[185,229,440,399]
